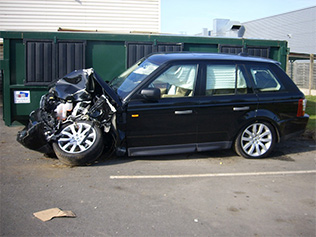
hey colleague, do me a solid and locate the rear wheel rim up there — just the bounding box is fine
[58,122,96,154]
[241,123,272,157]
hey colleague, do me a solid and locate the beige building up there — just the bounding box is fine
[0,0,161,33]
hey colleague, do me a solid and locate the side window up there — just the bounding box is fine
[149,64,198,98]
[249,66,283,92]
[206,64,247,95]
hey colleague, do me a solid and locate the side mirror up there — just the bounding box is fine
[140,88,161,101]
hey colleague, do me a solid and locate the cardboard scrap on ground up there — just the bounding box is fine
[33,208,76,222]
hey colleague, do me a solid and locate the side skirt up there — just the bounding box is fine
[128,141,232,157]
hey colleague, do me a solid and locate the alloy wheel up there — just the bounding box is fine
[240,123,273,157]
[58,122,97,154]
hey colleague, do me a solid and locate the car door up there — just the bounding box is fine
[125,63,201,156]
[196,62,258,151]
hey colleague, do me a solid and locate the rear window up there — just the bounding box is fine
[249,66,284,92]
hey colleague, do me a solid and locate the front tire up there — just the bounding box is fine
[235,122,276,159]
[53,121,104,166]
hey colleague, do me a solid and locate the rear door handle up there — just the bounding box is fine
[233,106,250,111]
[175,110,193,115]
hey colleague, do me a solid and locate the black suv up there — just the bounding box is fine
[18,53,309,165]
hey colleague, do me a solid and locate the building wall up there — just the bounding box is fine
[0,0,160,33]
[243,6,316,54]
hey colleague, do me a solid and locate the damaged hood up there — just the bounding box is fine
[52,69,122,107]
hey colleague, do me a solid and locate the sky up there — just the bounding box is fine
[161,0,316,35]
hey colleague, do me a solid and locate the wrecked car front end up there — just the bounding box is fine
[17,69,119,166]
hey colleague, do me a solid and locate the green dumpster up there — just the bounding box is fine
[0,31,288,126]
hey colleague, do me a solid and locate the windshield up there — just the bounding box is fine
[109,59,159,98]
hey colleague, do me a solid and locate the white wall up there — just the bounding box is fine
[0,0,160,33]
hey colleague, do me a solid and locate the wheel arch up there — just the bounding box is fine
[232,109,282,144]
[254,109,282,143]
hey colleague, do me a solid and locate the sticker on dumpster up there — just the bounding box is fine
[14,91,31,104]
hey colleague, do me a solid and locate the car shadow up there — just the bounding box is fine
[94,137,316,167]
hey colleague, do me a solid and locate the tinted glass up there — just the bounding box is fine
[249,66,283,92]
[110,59,159,98]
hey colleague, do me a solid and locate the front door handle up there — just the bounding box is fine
[233,106,250,111]
[175,110,193,115]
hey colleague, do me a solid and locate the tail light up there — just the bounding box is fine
[297,98,307,117]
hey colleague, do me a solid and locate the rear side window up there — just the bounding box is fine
[206,64,247,95]
[249,66,284,92]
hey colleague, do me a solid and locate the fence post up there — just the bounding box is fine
[309,54,314,95]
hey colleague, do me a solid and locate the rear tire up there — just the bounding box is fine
[53,121,104,166]
[235,121,276,159]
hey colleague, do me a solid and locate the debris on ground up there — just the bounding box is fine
[33,208,76,222]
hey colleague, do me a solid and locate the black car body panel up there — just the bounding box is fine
[120,53,308,156]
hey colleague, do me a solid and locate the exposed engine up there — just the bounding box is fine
[17,69,117,162]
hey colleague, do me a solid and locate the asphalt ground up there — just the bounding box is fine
[1,106,316,237]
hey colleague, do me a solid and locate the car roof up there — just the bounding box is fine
[147,52,279,65]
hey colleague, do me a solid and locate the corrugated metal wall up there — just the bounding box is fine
[0,42,3,60]
[243,6,316,54]
[0,41,2,95]
[24,39,87,84]
[0,0,160,32]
